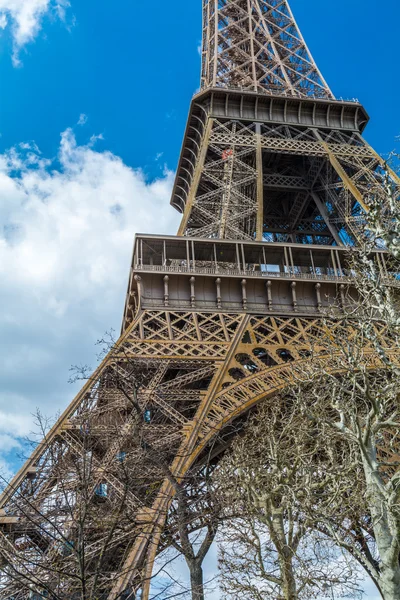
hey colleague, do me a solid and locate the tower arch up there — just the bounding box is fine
[1,1,400,599]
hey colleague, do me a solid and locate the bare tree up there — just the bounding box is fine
[292,350,400,599]
[364,155,400,258]
[0,331,222,600]
[0,364,194,600]
[213,402,364,600]
[284,159,400,599]
[217,518,361,600]
[162,470,220,600]
[0,407,143,599]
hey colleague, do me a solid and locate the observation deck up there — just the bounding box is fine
[122,235,394,331]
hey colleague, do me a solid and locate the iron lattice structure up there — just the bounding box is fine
[1,1,400,599]
[200,0,333,98]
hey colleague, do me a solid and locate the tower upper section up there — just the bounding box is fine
[201,0,334,99]
[168,0,400,250]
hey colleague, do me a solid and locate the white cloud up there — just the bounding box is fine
[0,457,14,486]
[0,434,21,453]
[0,126,180,475]
[0,408,33,439]
[0,0,70,65]
[77,113,88,126]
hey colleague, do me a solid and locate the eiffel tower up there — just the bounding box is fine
[1,1,399,599]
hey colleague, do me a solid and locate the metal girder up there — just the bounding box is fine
[1,308,398,600]
[201,0,333,99]
[177,115,400,244]
[2,1,399,599]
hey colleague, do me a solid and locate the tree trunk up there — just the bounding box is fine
[268,512,298,600]
[379,569,400,600]
[363,456,400,600]
[279,555,298,600]
[188,560,205,600]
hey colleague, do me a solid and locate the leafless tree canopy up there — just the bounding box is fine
[213,399,364,600]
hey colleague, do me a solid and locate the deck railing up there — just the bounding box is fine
[134,263,400,288]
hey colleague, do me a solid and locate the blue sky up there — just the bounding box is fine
[0,1,398,597]
[0,0,399,172]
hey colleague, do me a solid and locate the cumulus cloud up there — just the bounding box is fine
[0,127,180,475]
[0,0,70,65]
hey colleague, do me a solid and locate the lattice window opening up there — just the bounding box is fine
[148,398,197,426]
[253,347,278,367]
[260,123,319,142]
[228,367,247,382]
[276,348,295,363]
[235,353,260,374]
[320,130,365,147]
[212,119,257,138]
[248,316,325,345]
[237,340,302,368]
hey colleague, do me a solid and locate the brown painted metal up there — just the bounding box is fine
[1,2,399,600]
[200,0,333,98]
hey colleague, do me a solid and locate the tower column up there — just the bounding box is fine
[256,123,264,241]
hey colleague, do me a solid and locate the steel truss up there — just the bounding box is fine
[1,1,399,599]
[178,117,400,244]
[201,0,333,98]
[1,310,399,599]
